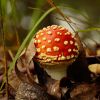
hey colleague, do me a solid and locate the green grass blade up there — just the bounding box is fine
[9,7,56,72]
[0,7,56,91]
[0,0,7,16]
[29,0,45,29]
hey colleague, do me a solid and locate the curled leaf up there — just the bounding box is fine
[17,39,36,73]
[15,62,31,83]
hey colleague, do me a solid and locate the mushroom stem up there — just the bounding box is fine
[45,65,67,80]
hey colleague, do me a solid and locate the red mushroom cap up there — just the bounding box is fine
[34,25,79,63]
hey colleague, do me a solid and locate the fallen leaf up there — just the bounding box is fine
[17,39,36,72]
[88,64,100,74]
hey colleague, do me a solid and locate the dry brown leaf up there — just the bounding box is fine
[97,49,100,56]
[88,64,100,74]
[85,47,96,56]
[23,39,36,63]
[69,83,97,100]
[0,96,7,100]
[17,39,36,72]
[8,71,21,91]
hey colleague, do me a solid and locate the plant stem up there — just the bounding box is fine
[0,2,9,99]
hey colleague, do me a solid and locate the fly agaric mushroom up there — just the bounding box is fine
[33,25,79,80]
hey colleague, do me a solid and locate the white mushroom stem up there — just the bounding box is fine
[45,67,67,80]
[43,63,70,80]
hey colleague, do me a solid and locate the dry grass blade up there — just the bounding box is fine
[55,17,78,25]
[47,0,76,33]
[47,0,70,21]
[28,7,45,12]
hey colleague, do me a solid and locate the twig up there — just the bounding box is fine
[0,3,9,100]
